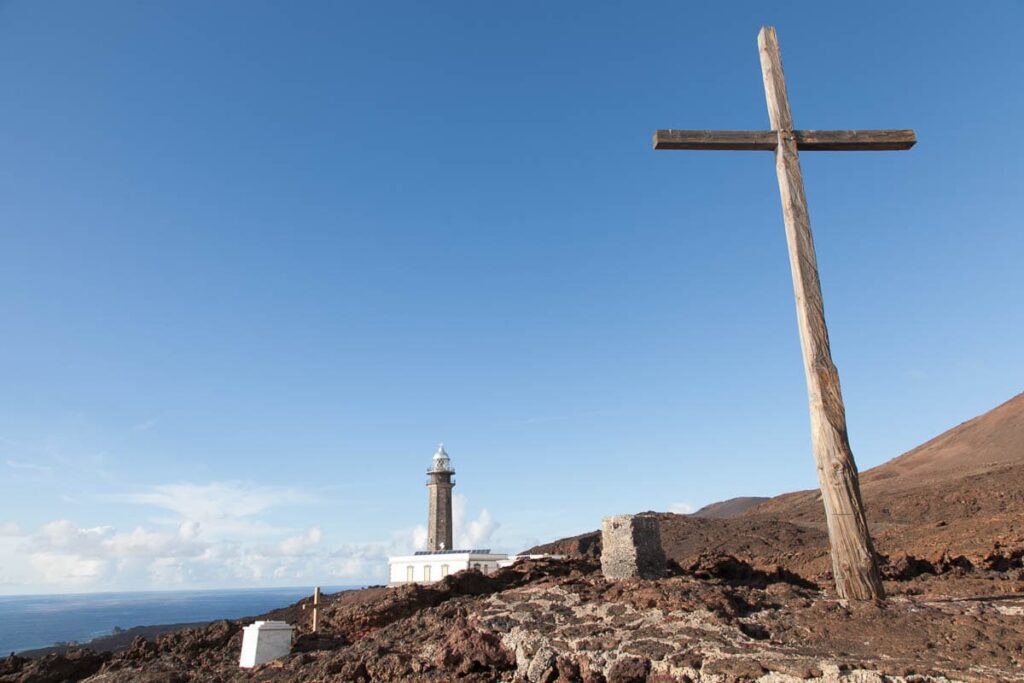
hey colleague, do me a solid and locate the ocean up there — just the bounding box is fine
[0,585,358,655]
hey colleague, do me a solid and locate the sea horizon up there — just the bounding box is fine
[0,583,365,600]
[0,584,362,656]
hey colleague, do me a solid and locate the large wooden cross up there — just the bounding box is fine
[653,27,915,601]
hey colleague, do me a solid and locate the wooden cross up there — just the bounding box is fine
[311,586,321,632]
[653,26,916,601]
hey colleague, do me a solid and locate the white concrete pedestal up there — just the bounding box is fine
[238,620,294,668]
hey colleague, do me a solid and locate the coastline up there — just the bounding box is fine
[1,585,360,657]
[15,622,209,659]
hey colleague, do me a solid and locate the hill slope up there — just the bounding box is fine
[692,496,769,519]
[530,392,1024,579]
[746,392,1024,567]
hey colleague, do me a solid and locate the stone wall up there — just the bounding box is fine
[427,472,454,551]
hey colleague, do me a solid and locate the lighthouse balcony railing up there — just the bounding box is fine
[413,549,492,556]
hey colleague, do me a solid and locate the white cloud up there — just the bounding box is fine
[453,494,499,550]
[107,481,319,541]
[132,417,160,432]
[103,526,206,559]
[148,557,186,584]
[323,527,426,581]
[1,484,503,592]
[30,552,109,585]
[669,501,694,514]
[26,520,207,585]
[326,542,391,579]
[114,482,313,526]
[411,525,427,551]
[277,527,323,556]
[401,497,500,554]
[40,520,113,553]
[179,519,201,540]
[461,508,497,548]
[0,481,322,591]
[5,459,52,474]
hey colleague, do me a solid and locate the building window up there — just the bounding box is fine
[406,566,414,582]
[441,564,449,577]
[424,565,432,582]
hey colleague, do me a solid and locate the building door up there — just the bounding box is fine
[424,565,432,582]
[441,564,449,577]
[406,566,414,583]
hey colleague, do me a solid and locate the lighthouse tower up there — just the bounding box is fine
[386,444,515,584]
[426,444,455,552]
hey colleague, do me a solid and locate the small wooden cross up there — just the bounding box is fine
[653,26,916,601]
[311,586,321,632]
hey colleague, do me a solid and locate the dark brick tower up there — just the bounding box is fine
[426,444,455,551]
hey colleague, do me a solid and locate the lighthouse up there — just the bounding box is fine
[387,444,512,585]
[426,443,455,552]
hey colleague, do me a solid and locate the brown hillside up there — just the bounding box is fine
[692,496,769,519]
[745,392,1024,570]
[530,392,1024,583]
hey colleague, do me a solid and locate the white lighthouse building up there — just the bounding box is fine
[388,445,509,585]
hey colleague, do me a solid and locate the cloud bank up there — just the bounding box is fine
[1,482,502,593]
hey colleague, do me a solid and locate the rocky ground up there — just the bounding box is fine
[2,554,1022,683]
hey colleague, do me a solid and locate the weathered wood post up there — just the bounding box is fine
[652,26,913,600]
[757,26,884,600]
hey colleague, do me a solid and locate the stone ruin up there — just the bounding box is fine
[600,514,667,580]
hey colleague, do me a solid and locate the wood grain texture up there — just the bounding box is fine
[794,129,915,151]
[653,129,916,151]
[653,130,778,150]
[758,27,793,131]
[758,25,885,601]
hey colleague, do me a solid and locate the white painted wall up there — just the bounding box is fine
[238,621,293,668]
[388,553,508,585]
[496,554,563,568]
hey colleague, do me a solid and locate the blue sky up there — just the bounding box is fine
[1,1,1022,593]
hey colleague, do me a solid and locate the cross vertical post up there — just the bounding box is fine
[757,26,884,600]
[652,26,914,600]
[312,586,321,632]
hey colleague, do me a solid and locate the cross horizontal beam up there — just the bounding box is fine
[653,129,916,152]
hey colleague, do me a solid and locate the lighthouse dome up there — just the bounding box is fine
[429,443,453,473]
